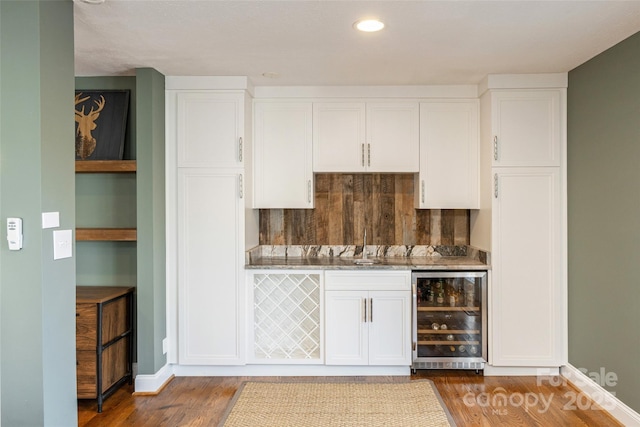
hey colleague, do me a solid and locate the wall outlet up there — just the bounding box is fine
[162,338,168,355]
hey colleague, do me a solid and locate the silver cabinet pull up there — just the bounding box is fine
[493,136,498,161]
[421,180,425,204]
[369,298,373,322]
[411,283,417,351]
[363,298,367,323]
[494,173,498,198]
[239,174,244,199]
[239,137,243,162]
[361,144,365,167]
[307,180,312,203]
[367,144,371,167]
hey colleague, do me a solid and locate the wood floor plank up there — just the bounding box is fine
[78,371,623,426]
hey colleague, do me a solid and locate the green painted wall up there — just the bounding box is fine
[0,1,77,425]
[135,68,166,374]
[568,31,640,412]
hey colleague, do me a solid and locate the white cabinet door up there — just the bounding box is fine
[368,291,412,366]
[313,103,366,172]
[491,167,564,366]
[313,102,419,173]
[253,101,313,208]
[325,290,368,365]
[177,169,245,365]
[492,90,562,167]
[366,103,419,173]
[176,92,244,168]
[325,284,411,366]
[417,100,479,208]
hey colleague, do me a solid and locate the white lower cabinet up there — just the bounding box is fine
[249,271,323,363]
[324,271,411,366]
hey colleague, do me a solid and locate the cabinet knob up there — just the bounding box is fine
[493,136,498,161]
[238,137,243,162]
[494,173,498,198]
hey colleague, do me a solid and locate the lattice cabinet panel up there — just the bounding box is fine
[252,272,322,362]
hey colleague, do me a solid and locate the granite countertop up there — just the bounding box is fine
[245,245,490,271]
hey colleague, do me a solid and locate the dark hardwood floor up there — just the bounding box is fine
[78,371,622,426]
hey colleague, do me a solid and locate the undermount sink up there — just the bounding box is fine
[353,258,376,265]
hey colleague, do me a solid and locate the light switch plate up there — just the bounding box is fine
[53,229,72,260]
[42,212,60,229]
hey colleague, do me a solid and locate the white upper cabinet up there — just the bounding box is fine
[416,100,479,209]
[313,103,365,172]
[492,90,561,167]
[176,91,244,168]
[366,103,420,172]
[313,102,419,173]
[253,101,313,208]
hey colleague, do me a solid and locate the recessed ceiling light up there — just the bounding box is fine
[78,0,105,4]
[262,72,280,79]
[354,19,385,32]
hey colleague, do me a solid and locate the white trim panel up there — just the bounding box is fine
[254,85,478,99]
[172,364,409,377]
[134,364,174,394]
[562,364,640,426]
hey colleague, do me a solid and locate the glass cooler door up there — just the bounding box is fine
[412,271,487,370]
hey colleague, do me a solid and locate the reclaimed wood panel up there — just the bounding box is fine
[259,174,470,246]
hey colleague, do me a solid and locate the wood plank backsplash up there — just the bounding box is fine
[259,174,470,246]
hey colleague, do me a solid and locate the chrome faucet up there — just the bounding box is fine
[354,227,374,265]
[362,228,368,260]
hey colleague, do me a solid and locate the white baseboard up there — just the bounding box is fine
[134,364,175,394]
[561,364,640,426]
[483,365,560,376]
[172,364,410,377]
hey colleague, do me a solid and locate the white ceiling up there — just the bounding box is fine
[73,0,640,86]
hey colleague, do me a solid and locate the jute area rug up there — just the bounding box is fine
[218,380,456,427]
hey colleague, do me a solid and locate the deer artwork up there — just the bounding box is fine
[75,92,106,159]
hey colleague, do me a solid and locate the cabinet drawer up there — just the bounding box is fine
[102,338,129,393]
[76,303,97,350]
[102,297,129,344]
[76,350,97,398]
[325,270,410,291]
[76,338,130,398]
[76,296,129,349]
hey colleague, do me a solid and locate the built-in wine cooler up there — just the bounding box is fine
[411,271,487,372]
